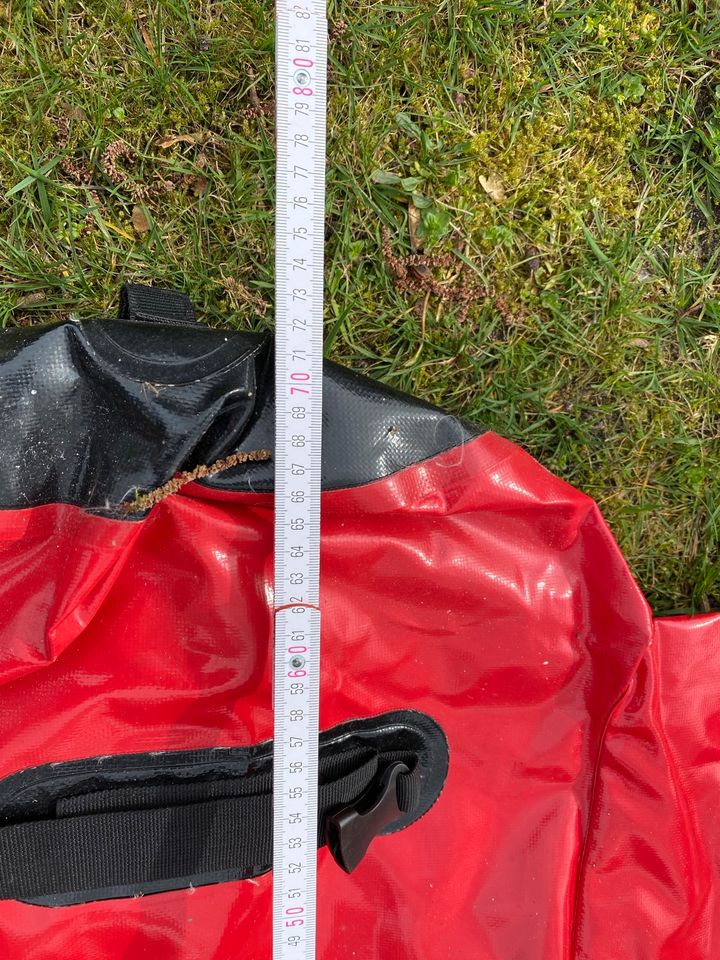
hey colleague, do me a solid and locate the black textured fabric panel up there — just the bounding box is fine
[0,287,482,511]
[0,711,445,906]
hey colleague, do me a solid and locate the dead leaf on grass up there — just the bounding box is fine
[190,176,209,196]
[700,334,718,356]
[16,291,47,307]
[479,173,506,203]
[156,132,207,149]
[132,205,151,234]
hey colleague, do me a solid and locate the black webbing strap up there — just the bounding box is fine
[0,749,420,902]
[118,283,197,326]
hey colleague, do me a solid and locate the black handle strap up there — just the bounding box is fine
[118,283,197,326]
[0,748,420,905]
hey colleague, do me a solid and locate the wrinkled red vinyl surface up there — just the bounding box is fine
[0,432,717,959]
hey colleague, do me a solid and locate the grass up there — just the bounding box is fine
[0,0,718,613]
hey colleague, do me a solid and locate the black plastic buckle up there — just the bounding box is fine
[326,761,409,873]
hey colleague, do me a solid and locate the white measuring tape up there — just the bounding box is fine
[273,2,327,959]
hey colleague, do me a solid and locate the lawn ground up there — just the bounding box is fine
[0,0,718,612]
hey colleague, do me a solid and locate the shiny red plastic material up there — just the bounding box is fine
[0,432,717,958]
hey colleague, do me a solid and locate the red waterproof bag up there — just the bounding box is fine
[0,285,716,959]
